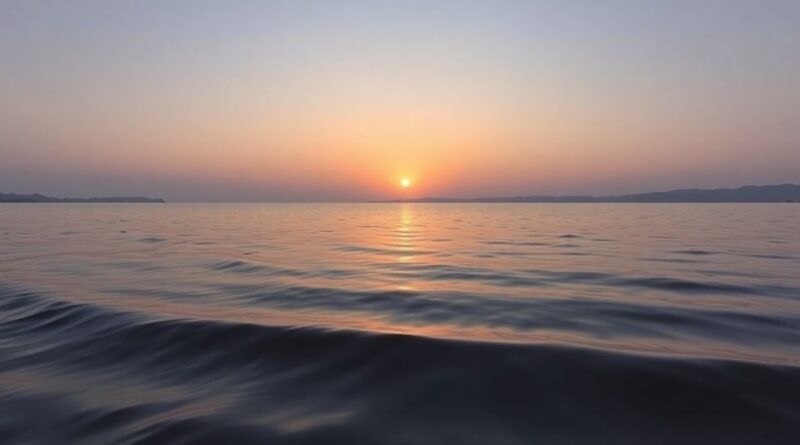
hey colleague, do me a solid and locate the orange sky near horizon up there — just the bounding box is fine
[1,1,798,201]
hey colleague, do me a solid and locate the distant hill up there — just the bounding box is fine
[0,193,165,203]
[376,184,800,203]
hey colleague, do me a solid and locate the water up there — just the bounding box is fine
[1,203,799,444]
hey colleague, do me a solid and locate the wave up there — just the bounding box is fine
[2,285,800,444]
[208,260,356,280]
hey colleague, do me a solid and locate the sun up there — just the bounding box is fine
[400,177,411,188]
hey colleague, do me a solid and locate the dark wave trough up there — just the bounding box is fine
[2,286,800,444]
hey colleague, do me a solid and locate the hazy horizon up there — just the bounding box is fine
[2,181,799,203]
[2,0,799,201]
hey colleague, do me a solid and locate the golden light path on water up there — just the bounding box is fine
[0,203,798,366]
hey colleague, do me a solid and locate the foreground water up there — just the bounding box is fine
[0,203,799,444]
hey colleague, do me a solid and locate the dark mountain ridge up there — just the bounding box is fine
[0,193,164,203]
[376,184,800,203]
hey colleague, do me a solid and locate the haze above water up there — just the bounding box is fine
[1,203,799,443]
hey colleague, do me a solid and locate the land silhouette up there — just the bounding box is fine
[2,184,799,203]
[0,193,164,203]
[378,184,800,203]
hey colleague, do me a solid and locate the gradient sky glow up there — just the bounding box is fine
[1,0,799,201]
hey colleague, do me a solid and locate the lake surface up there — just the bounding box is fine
[1,203,799,444]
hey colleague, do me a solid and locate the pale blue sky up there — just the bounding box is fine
[1,1,798,200]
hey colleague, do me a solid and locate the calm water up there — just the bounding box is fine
[1,203,799,444]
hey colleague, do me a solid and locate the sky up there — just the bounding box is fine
[1,0,799,201]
